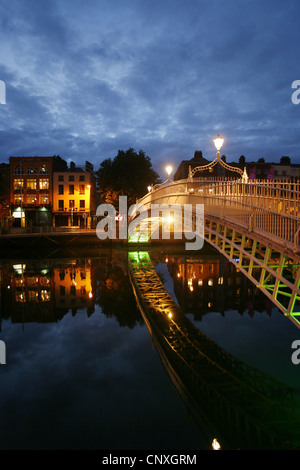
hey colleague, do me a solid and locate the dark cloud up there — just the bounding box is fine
[0,0,299,175]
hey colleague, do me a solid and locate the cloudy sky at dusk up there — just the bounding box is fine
[0,0,299,177]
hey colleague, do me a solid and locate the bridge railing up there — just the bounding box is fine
[136,177,300,249]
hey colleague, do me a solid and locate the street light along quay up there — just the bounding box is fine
[87,184,91,230]
[166,165,172,181]
[213,134,224,159]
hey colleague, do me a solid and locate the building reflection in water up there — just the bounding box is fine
[0,253,141,328]
[0,249,274,329]
[164,254,273,321]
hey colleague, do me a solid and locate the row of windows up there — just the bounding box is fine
[14,178,49,190]
[58,184,86,195]
[14,195,50,205]
[58,200,86,210]
[58,174,86,181]
[14,165,49,175]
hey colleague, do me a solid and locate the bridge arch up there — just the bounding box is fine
[128,177,300,327]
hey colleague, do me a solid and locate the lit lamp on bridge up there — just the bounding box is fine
[166,165,172,182]
[213,134,224,160]
[87,184,91,229]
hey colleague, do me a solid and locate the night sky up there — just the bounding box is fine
[0,0,300,177]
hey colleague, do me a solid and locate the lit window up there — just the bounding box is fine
[14,195,23,204]
[39,178,49,190]
[40,165,49,174]
[13,178,24,190]
[27,179,37,190]
[79,184,85,194]
[27,166,36,175]
[27,195,37,204]
[40,195,49,204]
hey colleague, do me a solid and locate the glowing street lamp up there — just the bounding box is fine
[166,165,172,181]
[87,184,91,230]
[213,134,224,159]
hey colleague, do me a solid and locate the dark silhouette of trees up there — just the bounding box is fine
[96,148,161,207]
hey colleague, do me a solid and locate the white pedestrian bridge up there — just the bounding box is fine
[128,176,300,328]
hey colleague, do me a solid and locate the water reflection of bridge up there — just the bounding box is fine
[128,251,300,450]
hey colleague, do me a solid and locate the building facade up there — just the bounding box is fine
[52,161,96,228]
[9,156,54,227]
[9,156,96,228]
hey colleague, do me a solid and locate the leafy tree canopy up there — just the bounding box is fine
[96,148,161,207]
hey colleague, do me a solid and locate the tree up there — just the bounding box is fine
[96,148,161,207]
[239,155,246,165]
[280,156,291,165]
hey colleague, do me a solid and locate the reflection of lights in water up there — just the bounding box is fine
[189,285,194,292]
[168,312,172,319]
[13,264,26,274]
[212,438,221,450]
[198,279,203,286]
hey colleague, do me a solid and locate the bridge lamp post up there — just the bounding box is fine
[87,184,91,229]
[166,165,172,181]
[213,134,224,160]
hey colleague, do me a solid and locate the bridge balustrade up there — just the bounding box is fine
[136,177,300,251]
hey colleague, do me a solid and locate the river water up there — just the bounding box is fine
[0,243,299,450]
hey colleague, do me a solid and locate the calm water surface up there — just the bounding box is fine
[0,244,299,450]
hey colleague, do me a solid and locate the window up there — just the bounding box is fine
[27,166,36,175]
[14,165,23,175]
[58,200,64,211]
[39,178,49,190]
[13,178,24,190]
[69,184,74,194]
[14,195,23,204]
[80,200,85,209]
[27,179,37,190]
[40,194,49,205]
[70,285,76,296]
[40,165,49,174]
[58,184,64,194]
[69,200,75,209]
[27,195,37,204]
[58,175,64,181]
[79,175,85,181]
[79,184,85,194]
[69,175,74,181]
